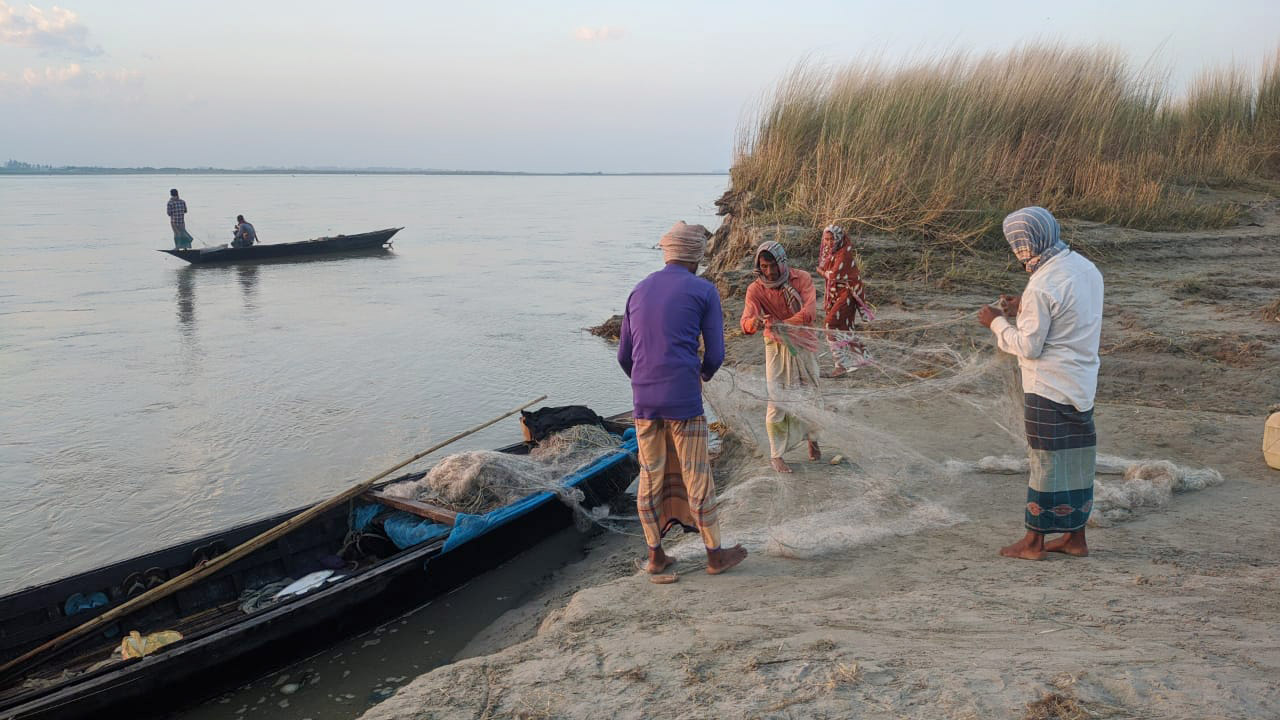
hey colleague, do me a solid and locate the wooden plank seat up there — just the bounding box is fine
[361,491,458,526]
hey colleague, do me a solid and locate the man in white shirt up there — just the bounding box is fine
[978,206,1104,561]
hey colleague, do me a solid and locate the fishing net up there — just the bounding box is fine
[1093,460,1224,525]
[379,315,1224,560]
[670,319,1227,560]
[947,454,1225,525]
[681,320,1002,559]
[383,425,623,516]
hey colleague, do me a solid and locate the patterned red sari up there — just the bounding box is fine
[817,233,874,370]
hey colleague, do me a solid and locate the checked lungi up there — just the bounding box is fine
[1024,393,1096,533]
[634,416,722,550]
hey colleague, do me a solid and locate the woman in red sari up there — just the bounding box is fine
[817,224,874,376]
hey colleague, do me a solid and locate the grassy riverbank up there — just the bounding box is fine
[729,44,1280,243]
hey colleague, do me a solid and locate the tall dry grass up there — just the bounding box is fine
[731,44,1280,243]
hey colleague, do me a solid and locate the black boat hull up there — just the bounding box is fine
[0,422,636,720]
[159,228,401,265]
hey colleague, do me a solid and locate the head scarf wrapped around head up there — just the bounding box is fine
[659,221,710,264]
[819,224,846,267]
[754,240,802,313]
[1003,206,1067,273]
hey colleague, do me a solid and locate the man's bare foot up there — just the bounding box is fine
[643,547,675,574]
[999,531,1046,561]
[706,544,748,575]
[770,457,792,473]
[1044,531,1089,557]
[808,440,821,462]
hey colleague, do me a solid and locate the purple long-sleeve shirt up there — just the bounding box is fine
[617,264,725,420]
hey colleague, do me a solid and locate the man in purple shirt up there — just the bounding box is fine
[618,221,746,579]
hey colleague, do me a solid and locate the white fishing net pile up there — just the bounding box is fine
[949,453,1143,476]
[384,425,622,515]
[1093,460,1224,525]
[949,454,1225,525]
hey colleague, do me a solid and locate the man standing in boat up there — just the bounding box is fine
[617,221,748,578]
[232,215,258,248]
[167,189,194,249]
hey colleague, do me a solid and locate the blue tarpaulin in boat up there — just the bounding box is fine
[350,505,452,551]
[351,503,450,550]
[382,513,451,549]
[351,503,384,532]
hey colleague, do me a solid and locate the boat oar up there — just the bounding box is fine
[0,394,547,683]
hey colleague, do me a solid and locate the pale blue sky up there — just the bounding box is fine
[1,0,1276,171]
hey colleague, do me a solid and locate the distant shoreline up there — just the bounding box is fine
[0,166,728,177]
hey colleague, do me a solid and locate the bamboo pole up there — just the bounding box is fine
[0,395,547,682]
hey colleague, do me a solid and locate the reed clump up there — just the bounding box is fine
[731,44,1280,243]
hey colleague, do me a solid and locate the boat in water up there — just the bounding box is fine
[159,227,402,265]
[0,412,637,720]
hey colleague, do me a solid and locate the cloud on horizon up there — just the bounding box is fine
[0,1,101,55]
[573,26,625,42]
[0,62,139,100]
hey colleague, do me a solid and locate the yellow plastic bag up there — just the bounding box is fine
[120,630,183,659]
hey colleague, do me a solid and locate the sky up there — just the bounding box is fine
[1,0,1277,172]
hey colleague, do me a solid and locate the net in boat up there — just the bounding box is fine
[383,424,623,515]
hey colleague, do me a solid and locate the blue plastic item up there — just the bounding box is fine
[350,504,449,550]
[64,591,109,617]
[351,503,385,532]
[382,512,451,549]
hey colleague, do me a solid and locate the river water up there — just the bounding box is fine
[0,173,725,591]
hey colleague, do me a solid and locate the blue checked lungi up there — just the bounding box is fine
[1024,393,1095,533]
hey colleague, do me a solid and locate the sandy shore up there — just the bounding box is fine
[360,198,1280,719]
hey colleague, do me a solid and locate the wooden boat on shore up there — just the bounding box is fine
[159,227,401,265]
[0,414,637,720]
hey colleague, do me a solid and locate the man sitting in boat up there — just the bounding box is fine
[231,215,258,248]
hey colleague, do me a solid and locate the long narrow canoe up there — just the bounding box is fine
[159,227,402,265]
[0,413,637,720]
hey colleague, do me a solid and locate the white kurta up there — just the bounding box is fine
[989,251,1104,411]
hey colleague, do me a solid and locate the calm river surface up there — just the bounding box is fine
[0,173,724,591]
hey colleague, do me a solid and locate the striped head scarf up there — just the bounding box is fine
[754,240,803,313]
[659,221,710,264]
[819,224,846,268]
[1003,206,1067,273]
